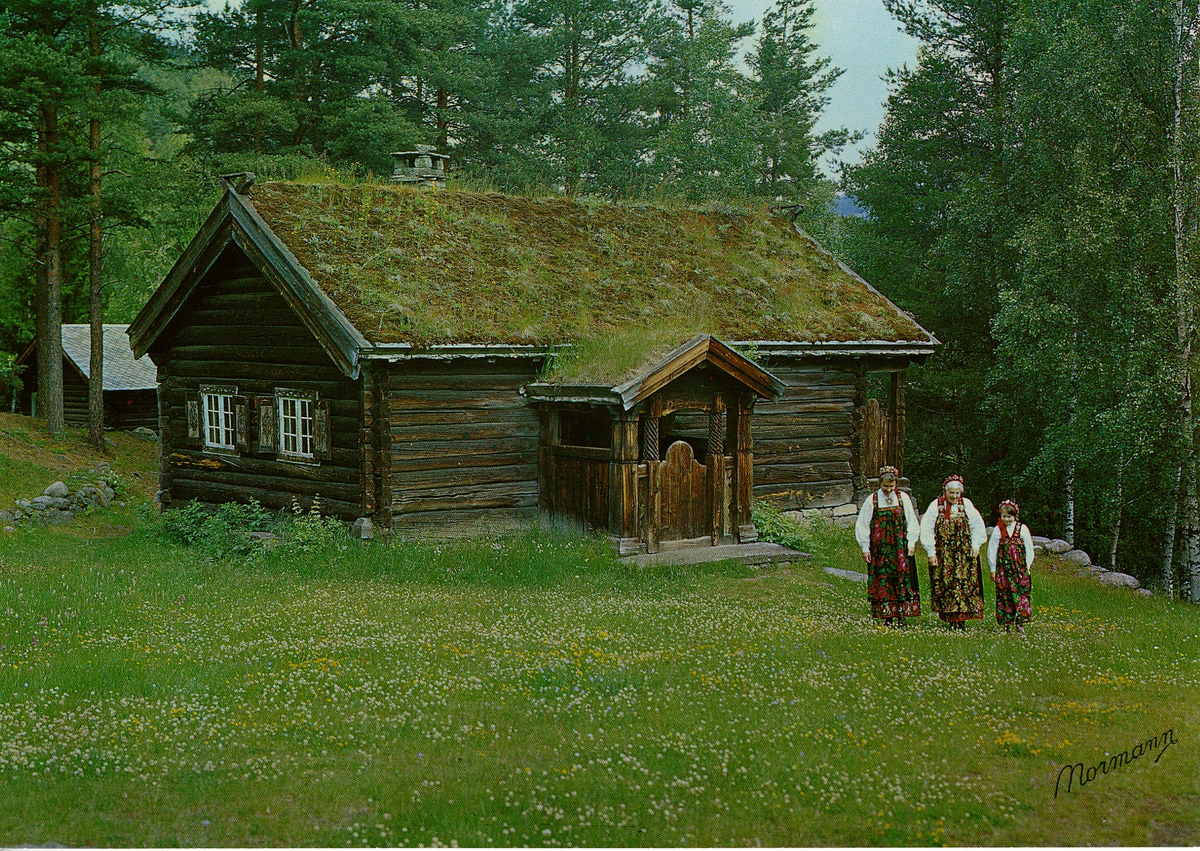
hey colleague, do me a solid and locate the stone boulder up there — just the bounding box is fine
[130,427,158,442]
[1044,539,1073,555]
[350,517,375,540]
[1060,549,1092,566]
[44,481,69,499]
[1096,571,1140,588]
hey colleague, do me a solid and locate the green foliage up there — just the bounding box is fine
[186,0,424,174]
[280,496,348,556]
[751,499,809,550]
[841,0,1196,587]
[158,498,274,562]
[752,500,859,565]
[2,515,1199,846]
[0,351,22,403]
[747,0,856,198]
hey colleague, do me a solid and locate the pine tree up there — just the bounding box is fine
[747,0,853,199]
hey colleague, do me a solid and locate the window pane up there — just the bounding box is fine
[277,393,314,458]
[204,393,236,449]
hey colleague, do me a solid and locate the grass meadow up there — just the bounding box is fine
[0,493,1198,846]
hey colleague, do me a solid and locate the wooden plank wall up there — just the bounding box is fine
[154,244,363,518]
[752,362,857,510]
[549,448,610,531]
[386,358,541,536]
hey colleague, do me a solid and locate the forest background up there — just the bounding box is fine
[2,0,1200,601]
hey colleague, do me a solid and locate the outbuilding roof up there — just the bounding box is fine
[19,324,157,391]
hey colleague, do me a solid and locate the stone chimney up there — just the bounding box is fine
[390,145,448,189]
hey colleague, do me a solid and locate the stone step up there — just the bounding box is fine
[622,542,811,568]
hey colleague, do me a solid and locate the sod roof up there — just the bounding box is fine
[246,182,931,374]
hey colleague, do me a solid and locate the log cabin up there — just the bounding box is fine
[128,174,937,554]
[15,324,158,430]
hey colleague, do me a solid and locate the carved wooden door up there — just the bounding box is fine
[654,440,710,542]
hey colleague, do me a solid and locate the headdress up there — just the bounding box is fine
[940,474,964,518]
[879,465,900,481]
[998,499,1021,540]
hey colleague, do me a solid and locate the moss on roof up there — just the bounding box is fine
[247,182,930,382]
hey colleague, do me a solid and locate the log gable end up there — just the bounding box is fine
[151,242,362,517]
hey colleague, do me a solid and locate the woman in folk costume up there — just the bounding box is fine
[855,466,922,625]
[919,475,987,630]
[986,499,1035,634]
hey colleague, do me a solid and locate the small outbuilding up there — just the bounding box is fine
[15,324,158,430]
[128,176,937,553]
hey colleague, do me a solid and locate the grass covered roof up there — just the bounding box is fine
[247,182,931,382]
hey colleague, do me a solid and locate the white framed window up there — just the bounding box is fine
[277,390,314,459]
[201,388,237,450]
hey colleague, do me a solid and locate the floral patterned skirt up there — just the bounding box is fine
[931,514,984,623]
[994,543,1031,625]
[869,505,921,618]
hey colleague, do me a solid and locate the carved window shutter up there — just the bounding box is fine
[186,396,201,444]
[234,396,250,451]
[257,396,277,453]
[313,399,331,459]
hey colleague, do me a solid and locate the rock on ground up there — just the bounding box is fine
[1060,549,1092,566]
[1096,571,1140,588]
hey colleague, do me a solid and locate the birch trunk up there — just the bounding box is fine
[1163,464,1181,599]
[1174,0,1200,602]
[1064,457,1075,548]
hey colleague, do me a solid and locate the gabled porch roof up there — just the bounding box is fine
[522,334,785,411]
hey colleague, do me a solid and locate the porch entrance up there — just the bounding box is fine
[638,390,744,553]
[651,439,718,544]
[527,335,784,556]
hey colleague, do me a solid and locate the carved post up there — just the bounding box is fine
[707,398,726,545]
[890,370,907,477]
[609,411,640,540]
[734,393,756,543]
[643,414,660,462]
[850,367,869,502]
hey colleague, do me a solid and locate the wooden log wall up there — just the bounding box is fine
[152,243,363,518]
[751,361,858,510]
[104,390,160,431]
[16,362,155,430]
[385,357,541,536]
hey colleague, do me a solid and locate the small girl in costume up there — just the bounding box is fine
[855,466,922,626]
[986,499,1035,633]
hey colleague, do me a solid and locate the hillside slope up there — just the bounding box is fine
[0,412,159,506]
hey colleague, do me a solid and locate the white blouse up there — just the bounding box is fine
[855,489,922,554]
[919,497,987,556]
[986,521,1036,573]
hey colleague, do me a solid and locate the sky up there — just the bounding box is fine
[728,0,921,178]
